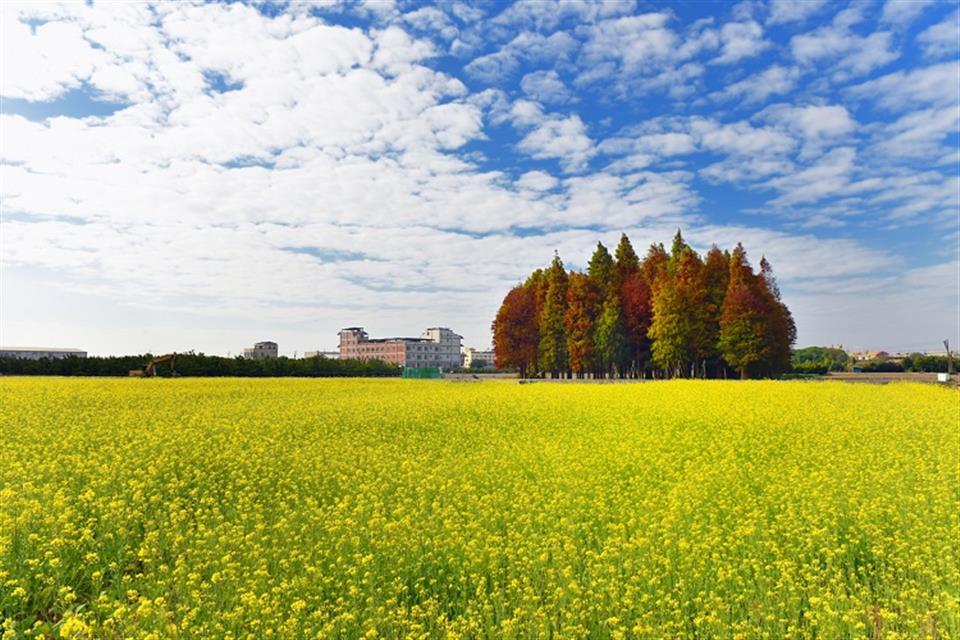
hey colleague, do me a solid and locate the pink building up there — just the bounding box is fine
[338,327,462,369]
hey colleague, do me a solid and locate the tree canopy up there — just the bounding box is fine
[493,232,795,379]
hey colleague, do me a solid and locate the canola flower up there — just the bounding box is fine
[0,378,957,639]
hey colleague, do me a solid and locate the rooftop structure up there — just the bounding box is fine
[303,350,340,359]
[338,327,463,369]
[0,347,87,360]
[243,341,278,360]
[463,347,496,368]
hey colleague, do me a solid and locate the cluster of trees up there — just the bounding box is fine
[900,353,952,373]
[791,346,850,374]
[855,354,952,373]
[0,353,400,377]
[493,231,795,379]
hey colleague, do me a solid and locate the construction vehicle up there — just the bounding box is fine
[129,353,177,378]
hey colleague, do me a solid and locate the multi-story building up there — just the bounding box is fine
[243,341,278,359]
[0,347,87,360]
[463,347,496,368]
[338,327,463,369]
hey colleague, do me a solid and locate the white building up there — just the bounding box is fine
[463,347,496,368]
[420,327,463,369]
[243,341,278,359]
[0,347,87,360]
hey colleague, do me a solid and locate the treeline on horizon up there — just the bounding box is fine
[493,230,795,379]
[0,353,400,377]
[791,346,953,374]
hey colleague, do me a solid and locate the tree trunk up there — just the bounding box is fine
[740,368,748,380]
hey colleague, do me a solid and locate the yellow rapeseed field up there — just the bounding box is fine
[0,378,957,639]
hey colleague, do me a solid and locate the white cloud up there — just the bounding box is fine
[791,20,899,80]
[520,70,573,104]
[0,10,109,100]
[917,10,959,59]
[712,64,800,104]
[713,20,769,64]
[516,113,595,172]
[880,0,937,26]
[464,31,577,82]
[766,0,828,25]
[515,170,559,191]
[846,61,960,111]
[403,6,458,41]
[767,147,857,206]
[759,104,857,142]
[872,106,960,160]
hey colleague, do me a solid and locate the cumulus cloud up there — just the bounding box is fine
[712,20,770,64]
[712,64,801,104]
[464,31,577,82]
[766,0,828,25]
[520,70,574,104]
[791,15,899,80]
[879,0,937,27]
[516,113,595,172]
[515,170,559,191]
[917,11,959,59]
[845,61,960,111]
[758,104,857,145]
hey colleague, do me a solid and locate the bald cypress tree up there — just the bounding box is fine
[668,229,688,274]
[587,242,614,296]
[757,257,796,376]
[718,244,765,379]
[614,233,639,286]
[492,284,539,378]
[641,243,669,287]
[538,252,569,378]
[702,246,730,377]
[595,290,627,378]
[564,272,600,378]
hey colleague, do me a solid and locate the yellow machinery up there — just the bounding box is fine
[129,353,177,378]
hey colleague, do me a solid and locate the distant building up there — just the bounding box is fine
[848,350,890,361]
[463,347,496,368]
[338,327,463,369]
[243,341,278,359]
[0,347,87,360]
[303,350,339,359]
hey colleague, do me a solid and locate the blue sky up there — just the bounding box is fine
[1,0,958,356]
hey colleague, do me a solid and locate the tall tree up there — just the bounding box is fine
[538,252,569,377]
[757,257,796,376]
[492,284,539,378]
[648,271,686,377]
[621,271,653,377]
[675,248,712,376]
[701,245,730,377]
[640,243,669,288]
[718,244,765,379]
[587,242,615,296]
[649,248,710,377]
[595,290,627,378]
[668,229,688,273]
[614,233,640,286]
[564,272,600,377]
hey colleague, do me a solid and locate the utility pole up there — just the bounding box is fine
[945,339,954,375]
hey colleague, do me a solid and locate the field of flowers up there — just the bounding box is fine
[1,378,957,639]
